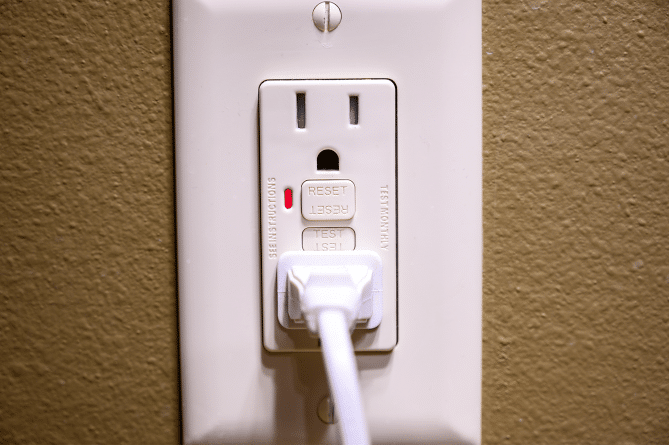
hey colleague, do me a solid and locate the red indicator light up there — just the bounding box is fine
[284,188,293,209]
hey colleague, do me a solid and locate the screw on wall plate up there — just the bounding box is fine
[312,2,342,32]
[317,395,337,424]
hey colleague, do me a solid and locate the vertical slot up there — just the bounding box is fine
[349,95,359,125]
[296,92,306,129]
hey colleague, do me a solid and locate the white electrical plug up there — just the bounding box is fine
[259,79,397,352]
[278,251,383,331]
[288,264,372,331]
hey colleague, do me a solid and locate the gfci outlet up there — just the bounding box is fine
[174,0,481,444]
[260,79,397,352]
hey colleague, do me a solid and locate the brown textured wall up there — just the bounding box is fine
[483,0,669,444]
[0,1,177,443]
[0,0,667,444]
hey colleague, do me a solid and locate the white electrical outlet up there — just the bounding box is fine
[174,0,481,443]
[259,79,397,352]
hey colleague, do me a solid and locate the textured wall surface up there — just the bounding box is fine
[0,0,667,444]
[483,0,669,444]
[0,1,177,443]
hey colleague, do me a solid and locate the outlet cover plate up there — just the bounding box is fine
[174,0,481,444]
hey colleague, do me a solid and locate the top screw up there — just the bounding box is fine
[312,2,342,32]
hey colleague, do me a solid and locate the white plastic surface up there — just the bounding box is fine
[260,79,397,351]
[174,0,481,443]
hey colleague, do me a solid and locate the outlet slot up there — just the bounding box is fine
[317,149,339,171]
[296,92,306,129]
[349,95,359,125]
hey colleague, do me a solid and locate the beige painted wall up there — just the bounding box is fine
[0,1,666,443]
[483,1,668,443]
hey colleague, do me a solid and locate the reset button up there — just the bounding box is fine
[301,179,355,221]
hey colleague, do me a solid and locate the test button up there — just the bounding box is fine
[303,227,355,251]
[301,179,355,221]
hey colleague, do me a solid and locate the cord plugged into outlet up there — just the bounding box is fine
[278,251,383,331]
[278,251,380,445]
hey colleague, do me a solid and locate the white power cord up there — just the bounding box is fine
[279,252,381,445]
[317,309,369,445]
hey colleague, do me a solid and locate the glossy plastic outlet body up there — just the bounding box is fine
[260,79,397,352]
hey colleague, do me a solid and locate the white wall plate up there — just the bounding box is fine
[174,0,481,443]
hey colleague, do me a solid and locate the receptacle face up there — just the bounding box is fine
[260,80,397,352]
